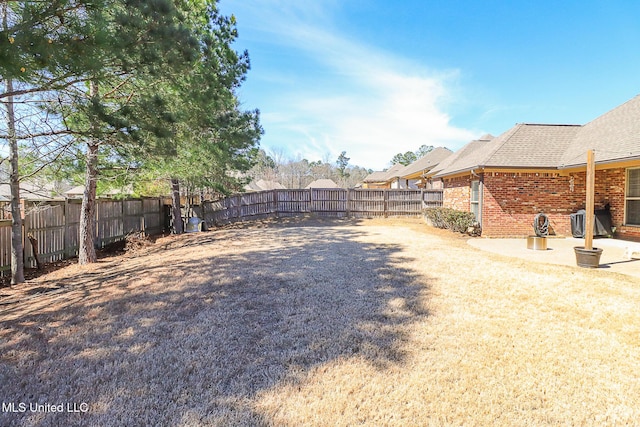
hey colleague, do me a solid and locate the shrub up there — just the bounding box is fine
[423,207,477,234]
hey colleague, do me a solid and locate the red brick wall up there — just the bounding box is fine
[442,168,640,239]
[617,226,640,241]
[482,172,571,237]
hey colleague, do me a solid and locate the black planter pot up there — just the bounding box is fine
[574,246,603,268]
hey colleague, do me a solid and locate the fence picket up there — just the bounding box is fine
[203,188,442,225]
[0,190,442,275]
[0,197,165,275]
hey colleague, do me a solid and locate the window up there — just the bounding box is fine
[627,168,640,226]
[470,180,480,221]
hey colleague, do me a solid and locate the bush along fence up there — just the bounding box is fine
[200,189,443,225]
[423,207,478,234]
[0,198,164,275]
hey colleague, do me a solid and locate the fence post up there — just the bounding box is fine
[23,201,30,268]
[64,198,71,259]
[346,189,351,218]
[384,190,389,218]
[121,199,126,238]
[94,199,100,249]
[273,189,278,217]
[139,199,145,234]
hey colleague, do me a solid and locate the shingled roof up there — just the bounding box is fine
[560,94,640,168]
[436,93,640,177]
[432,135,494,177]
[399,147,453,178]
[487,124,581,168]
[244,179,286,192]
[362,171,388,183]
[305,179,340,189]
[435,124,581,177]
[362,163,405,183]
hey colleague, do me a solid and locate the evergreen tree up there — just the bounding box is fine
[1,0,260,268]
[336,151,350,178]
[130,2,262,233]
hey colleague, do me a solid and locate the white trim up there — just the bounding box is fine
[470,180,481,221]
[625,167,640,226]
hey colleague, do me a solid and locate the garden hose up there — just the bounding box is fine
[533,213,549,237]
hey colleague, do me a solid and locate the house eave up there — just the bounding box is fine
[559,155,640,171]
[403,169,430,180]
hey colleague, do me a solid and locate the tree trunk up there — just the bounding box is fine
[78,81,99,264]
[78,141,98,264]
[4,77,25,284]
[170,178,183,234]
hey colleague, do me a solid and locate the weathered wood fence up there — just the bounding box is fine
[202,189,443,225]
[0,190,441,274]
[0,198,164,274]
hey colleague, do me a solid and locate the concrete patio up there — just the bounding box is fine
[467,236,640,279]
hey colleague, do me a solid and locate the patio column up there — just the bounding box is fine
[585,149,595,250]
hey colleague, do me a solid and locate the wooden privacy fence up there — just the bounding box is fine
[202,188,443,225]
[0,198,164,274]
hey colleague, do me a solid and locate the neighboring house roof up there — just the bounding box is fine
[362,171,389,183]
[244,179,286,192]
[0,181,68,201]
[362,164,405,183]
[64,185,133,198]
[399,147,454,179]
[384,163,408,180]
[560,94,640,168]
[363,163,407,184]
[64,185,87,197]
[305,179,340,189]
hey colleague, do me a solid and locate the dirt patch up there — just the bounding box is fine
[0,232,178,288]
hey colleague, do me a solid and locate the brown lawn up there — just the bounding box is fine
[1,217,639,426]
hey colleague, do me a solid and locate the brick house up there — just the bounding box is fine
[433,94,640,239]
[362,147,452,189]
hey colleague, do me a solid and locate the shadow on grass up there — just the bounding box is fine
[0,219,431,426]
[599,258,640,267]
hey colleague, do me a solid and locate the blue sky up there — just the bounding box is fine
[219,0,640,170]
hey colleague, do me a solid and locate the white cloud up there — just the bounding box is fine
[226,0,480,169]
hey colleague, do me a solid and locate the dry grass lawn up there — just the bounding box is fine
[1,217,639,426]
